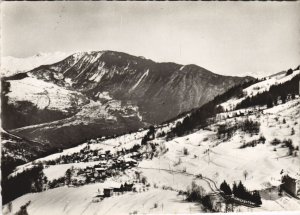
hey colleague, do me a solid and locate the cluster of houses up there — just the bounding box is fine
[216,108,261,122]
[92,182,149,202]
[103,182,134,197]
[44,135,163,190]
[44,142,144,166]
[66,154,139,187]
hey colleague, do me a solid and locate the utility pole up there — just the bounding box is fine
[205,148,210,165]
[169,163,174,184]
[159,157,160,172]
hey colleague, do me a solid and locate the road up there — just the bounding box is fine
[136,166,258,209]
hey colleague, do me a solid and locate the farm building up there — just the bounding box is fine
[103,183,122,197]
[281,174,300,197]
[103,188,114,197]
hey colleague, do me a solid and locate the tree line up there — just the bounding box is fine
[2,164,46,205]
[220,180,262,205]
[236,74,299,110]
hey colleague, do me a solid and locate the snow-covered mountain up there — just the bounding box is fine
[28,50,253,123]
[2,67,299,214]
[1,50,252,150]
[1,52,70,77]
[220,67,300,111]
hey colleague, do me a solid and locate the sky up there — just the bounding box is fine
[1,2,299,77]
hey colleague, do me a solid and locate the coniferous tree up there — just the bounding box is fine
[267,95,273,108]
[286,69,293,76]
[281,94,287,103]
[232,182,238,197]
[251,190,262,205]
[220,180,232,195]
[65,169,72,185]
[236,181,247,199]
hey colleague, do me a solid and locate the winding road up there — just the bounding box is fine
[136,166,258,209]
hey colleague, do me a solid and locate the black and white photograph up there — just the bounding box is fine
[1,1,300,214]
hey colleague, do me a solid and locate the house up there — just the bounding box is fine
[103,188,114,197]
[90,156,99,161]
[131,152,140,159]
[281,174,300,197]
[113,186,122,193]
[88,139,97,144]
[96,160,108,167]
[125,157,138,167]
[99,154,106,160]
[95,167,107,176]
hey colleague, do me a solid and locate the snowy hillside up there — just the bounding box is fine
[7,76,86,111]
[2,182,201,215]
[2,67,300,214]
[4,98,300,214]
[220,68,300,111]
[1,52,70,77]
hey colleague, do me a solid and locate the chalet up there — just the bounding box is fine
[281,174,300,197]
[103,183,122,197]
[96,160,108,167]
[131,152,140,159]
[90,156,99,161]
[99,154,106,160]
[95,167,107,176]
[85,168,94,174]
[93,139,98,144]
[86,172,94,177]
[113,185,122,193]
[125,157,138,167]
[103,188,114,197]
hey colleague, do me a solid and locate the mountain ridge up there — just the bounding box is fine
[27,50,254,123]
[1,50,254,154]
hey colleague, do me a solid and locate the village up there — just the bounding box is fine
[43,127,168,191]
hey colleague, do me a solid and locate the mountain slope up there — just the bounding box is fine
[29,51,253,123]
[2,50,253,150]
[3,68,300,213]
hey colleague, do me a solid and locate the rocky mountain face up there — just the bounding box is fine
[29,51,253,122]
[1,50,253,151]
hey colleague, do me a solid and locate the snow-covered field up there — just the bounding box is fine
[220,69,300,111]
[2,183,201,215]
[7,76,85,111]
[43,162,100,181]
